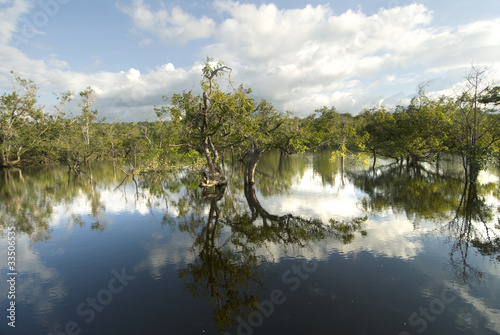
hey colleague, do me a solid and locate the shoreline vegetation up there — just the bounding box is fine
[1,59,499,184]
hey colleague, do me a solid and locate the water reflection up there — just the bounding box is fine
[174,174,367,332]
[178,184,263,332]
[347,157,500,283]
[448,179,500,285]
[0,165,109,240]
[0,152,499,334]
[349,159,465,223]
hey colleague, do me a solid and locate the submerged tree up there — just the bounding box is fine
[157,57,306,186]
[157,58,252,186]
[448,66,500,181]
[51,87,104,173]
[241,100,295,184]
[393,93,451,165]
[359,106,399,166]
[304,107,366,175]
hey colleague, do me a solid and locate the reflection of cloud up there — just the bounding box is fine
[0,235,66,329]
[259,167,425,261]
[477,170,500,210]
[340,213,424,259]
[454,284,500,333]
[478,170,499,185]
[50,183,179,227]
[134,231,195,280]
[263,169,364,220]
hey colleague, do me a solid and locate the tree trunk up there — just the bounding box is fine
[339,155,345,187]
[244,152,262,184]
[0,146,22,168]
[200,136,226,188]
[244,139,265,185]
[203,137,220,172]
[200,167,226,187]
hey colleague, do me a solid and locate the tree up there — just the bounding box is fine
[0,72,43,167]
[304,106,366,173]
[60,87,103,172]
[276,116,308,156]
[157,58,300,186]
[448,66,500,181]
[359,106,400,166]
[241,99,291,184]
[36,91,73,164]
[392,93,451,165]
[157,58,250,186]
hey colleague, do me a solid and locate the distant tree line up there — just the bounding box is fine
[1,61,499,183]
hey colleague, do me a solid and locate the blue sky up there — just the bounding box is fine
[1,0,499,121]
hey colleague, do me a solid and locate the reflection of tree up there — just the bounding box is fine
[349,157,500,285]
[228,184,367,246]
[312,150,340,186]
[0,163,113,241]
[0,168,51,241]
[350,161,464,224]
[177,179,367,333]
[245,150,308,197]
[349,156,500,285]
[448,180,500,285]
[178,185,262,333]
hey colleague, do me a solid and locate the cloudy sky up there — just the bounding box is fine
[0,0,499,121]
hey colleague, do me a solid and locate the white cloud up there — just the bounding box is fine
[117,0,216,44]
[0,0,33,45]
[0,1,499,120]
[454,282,500,333]
[46,53,69,70]
[199,3,446,114]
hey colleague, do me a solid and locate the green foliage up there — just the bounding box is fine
[445,67,500,180]
[0,72,43,167]
[156,58,251,175]
[1,64,499,184]
[393,95,451,161]
[359,106,401,158]
[139,147,202,174]
[351,161,465,222]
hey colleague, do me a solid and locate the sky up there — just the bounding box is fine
[0,0,499,121]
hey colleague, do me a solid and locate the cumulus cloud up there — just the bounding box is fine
[117,0,216,44]
[0,0,499,120]
[202,2,498,114]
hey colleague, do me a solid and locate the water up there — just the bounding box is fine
[1,151,499,335]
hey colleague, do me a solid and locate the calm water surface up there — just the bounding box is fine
[1,151,499,335]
